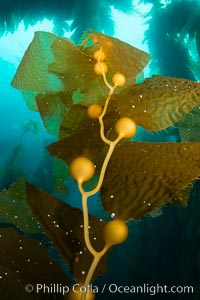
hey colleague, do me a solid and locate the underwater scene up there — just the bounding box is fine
[0,0,200,299]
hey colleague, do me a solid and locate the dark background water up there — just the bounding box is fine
[0,0,200,299]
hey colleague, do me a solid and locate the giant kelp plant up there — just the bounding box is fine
[0,30,200,299]
[142,0,200,168]
[0,0,133,41]
[143,0,200,80]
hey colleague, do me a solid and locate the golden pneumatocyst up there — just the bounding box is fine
[94,62,108,75]
[67,289,95,300]
[115,117,137,138]
[103,219,129,246]
[112,72,126,87]
[69,157,95,183]
[87,104,103,119]
[93,49,106,61]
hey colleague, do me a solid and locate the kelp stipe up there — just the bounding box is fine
[68,49,137,299]
[6,30,200,299]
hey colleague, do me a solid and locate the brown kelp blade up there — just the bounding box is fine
[11,30,149,140]
[115,75,200,130]
[11,31,128,137]
[177,104,200,141]
[36,90,80,137]
[0,265,35,300]
[35,91,70,137]
[52,157,69,195]
[48,33,110,106]
[48,118,104,164]
[59,104,88,140]
[0,180,42,234]
[0,227,68,300]
[101,142,200,221]
[48,105,119,164]
[81,30,150,87]
[11,31,63,93]
[21,90,38,112]
[11,31,102,125]
[48,33,95,92]
[26,183,108,283]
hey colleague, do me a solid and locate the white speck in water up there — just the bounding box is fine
[111,213,116,218]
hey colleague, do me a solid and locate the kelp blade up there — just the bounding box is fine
[0,227,68,299]
[81,30,150,86]
[11,31,63,93]
[101,142,200,221]
[178,105,200,141]
[115,75,200,130]
[48,104,119,165]
[0,180,42,234]
[26,183,108,283]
